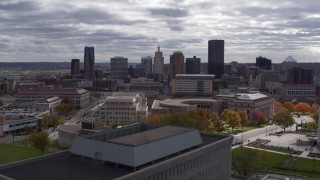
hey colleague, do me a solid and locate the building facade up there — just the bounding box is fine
[208,40,224,79]
[0,118,37,136]
[97,92,148,124]
[153,46,164,74]
[15,89,90,108]
[141,56,153,76]
[171,74,215,97]
[71,59,80,76]
[170,51,184,80]
[256,56,272,70]
[282,84,315,99]
[186,56,201,74]
[35,96,62,114]
[84,47,95,80]
[287,67,313,85]
[111,56,128,81]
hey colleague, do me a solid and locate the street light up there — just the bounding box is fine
[265,126,268,136]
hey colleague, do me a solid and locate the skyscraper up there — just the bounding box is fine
[141,56,153,76]
[186,56,201,74]
[84,47,95,80]
[208,40,224,79]
[170,51,184,80]
[153,45,164,74]
[111,56,128,81]
[256,56,272,70]
[71,59,80,76]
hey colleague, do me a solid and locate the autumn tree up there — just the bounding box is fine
[294,102,311,114]
[311,103,319,114]
[237,110,248,129]
[0,115,4,123]
[55,103,75,116]
[274,101,282,113]
[28,131,51,154]
[42,114,65,128]
[195,109,210,131]
[209,112,225,133]
[144,114,161,125]
[232,146,259,177]
[253,110,267,125]
[221,109,241,132]
[283,102,295,112]
[272,108,295,132]
[92,92,102,99]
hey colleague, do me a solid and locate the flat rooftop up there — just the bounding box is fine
[0,133,229,180]
[108,126,193,146]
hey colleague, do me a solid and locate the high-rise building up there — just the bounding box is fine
[186,56,200,74]
[287,67,313,84]
[208,40,224,79]
[141,56,153,76]
[170,51,184,80]
[84,47,95,80]
[71,59,80,76]
[110,56,128,81]
[256,56,272,70]
[153,45,164,74]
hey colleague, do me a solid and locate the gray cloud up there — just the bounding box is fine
[0,1,39,11]
[149,8,189,17]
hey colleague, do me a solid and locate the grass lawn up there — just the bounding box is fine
[0,143,45,165]
[233,147,320,179]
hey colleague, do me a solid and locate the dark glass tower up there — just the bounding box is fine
[71,59,80,76]
[208,40,224,78]
[186,56,200,74]
[84,47,95,80]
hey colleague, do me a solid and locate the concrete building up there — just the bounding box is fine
[0,124,233,180]
[15,89,90,108]
[141,56,153,76]
[282,84,315,99]
[208,40,224,79]
[117,77,163,93]
[111,56,128,81]
[171,74,215,97]
[170,51,184,80]
[0,118,37,136]
[84,47,95,80]
[256,56,272,70]
[217,93,274,122]
[287,67,313,85]
[97,92,148,124]
[35,96,62,115]
[71,59,80,76]
[186,56,200,74]
[151,98,223,115]
[153,45,164,74]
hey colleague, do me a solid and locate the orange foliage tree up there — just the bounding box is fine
[311,103,319,114]
[294,102,311,114]
[237,110,249,129]
[274,101,282,113]
[253,110,267,125]
[283,102,295,112]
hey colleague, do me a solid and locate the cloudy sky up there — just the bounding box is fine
[1,0,320,63]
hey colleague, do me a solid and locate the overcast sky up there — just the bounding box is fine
[1,0,320,63]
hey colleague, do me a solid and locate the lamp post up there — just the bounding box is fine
[265,126,268,136]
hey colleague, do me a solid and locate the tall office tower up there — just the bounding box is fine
[256,56,272,70]
[71,59,80,76]
[84,47,95,80]
[111,56,128,81]
[153,45,164,74]
[141,56,153,75]
[287,67,313,84]
[170,51,184,80]
[186,56,201,74]
[208,40,224,79]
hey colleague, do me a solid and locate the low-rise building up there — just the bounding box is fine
[97,92,148,124]
[282,84,315,99]
[0,118,37,136]
[15,89,90,108]
[171,74,214,97]
[35,96,62,115]
[217,93,274,122]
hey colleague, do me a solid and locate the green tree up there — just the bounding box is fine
[233,146,259,177]
[221,109,241,132]
[28,131,51,154]
[238,110,248,129]
[272,108,295,132]
[42,114,65,128]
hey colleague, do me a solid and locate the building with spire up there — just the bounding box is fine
[153,45,164,74]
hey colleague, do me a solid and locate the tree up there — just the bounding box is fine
[194,109,210,131]
[294,102,311,114]
[28,131,50,154]
[274,101,282,113]
[0,100,3,106]
[0,114,4,123]
[253,110,267,125]
[272,108,295,132]
[237,110,248,129]
[209,112,225,134]
[144,114,161,125]
[233,146,259,177]
[283,102,295,112]
[42,114,65,128]
[221,109,241,132]
[55,103,75,116]
[92,92,102,99]
[311,103,319,114]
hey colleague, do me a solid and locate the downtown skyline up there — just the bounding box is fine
[1,0,320,63]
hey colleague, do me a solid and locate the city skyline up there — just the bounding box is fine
[1,0,320,63]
